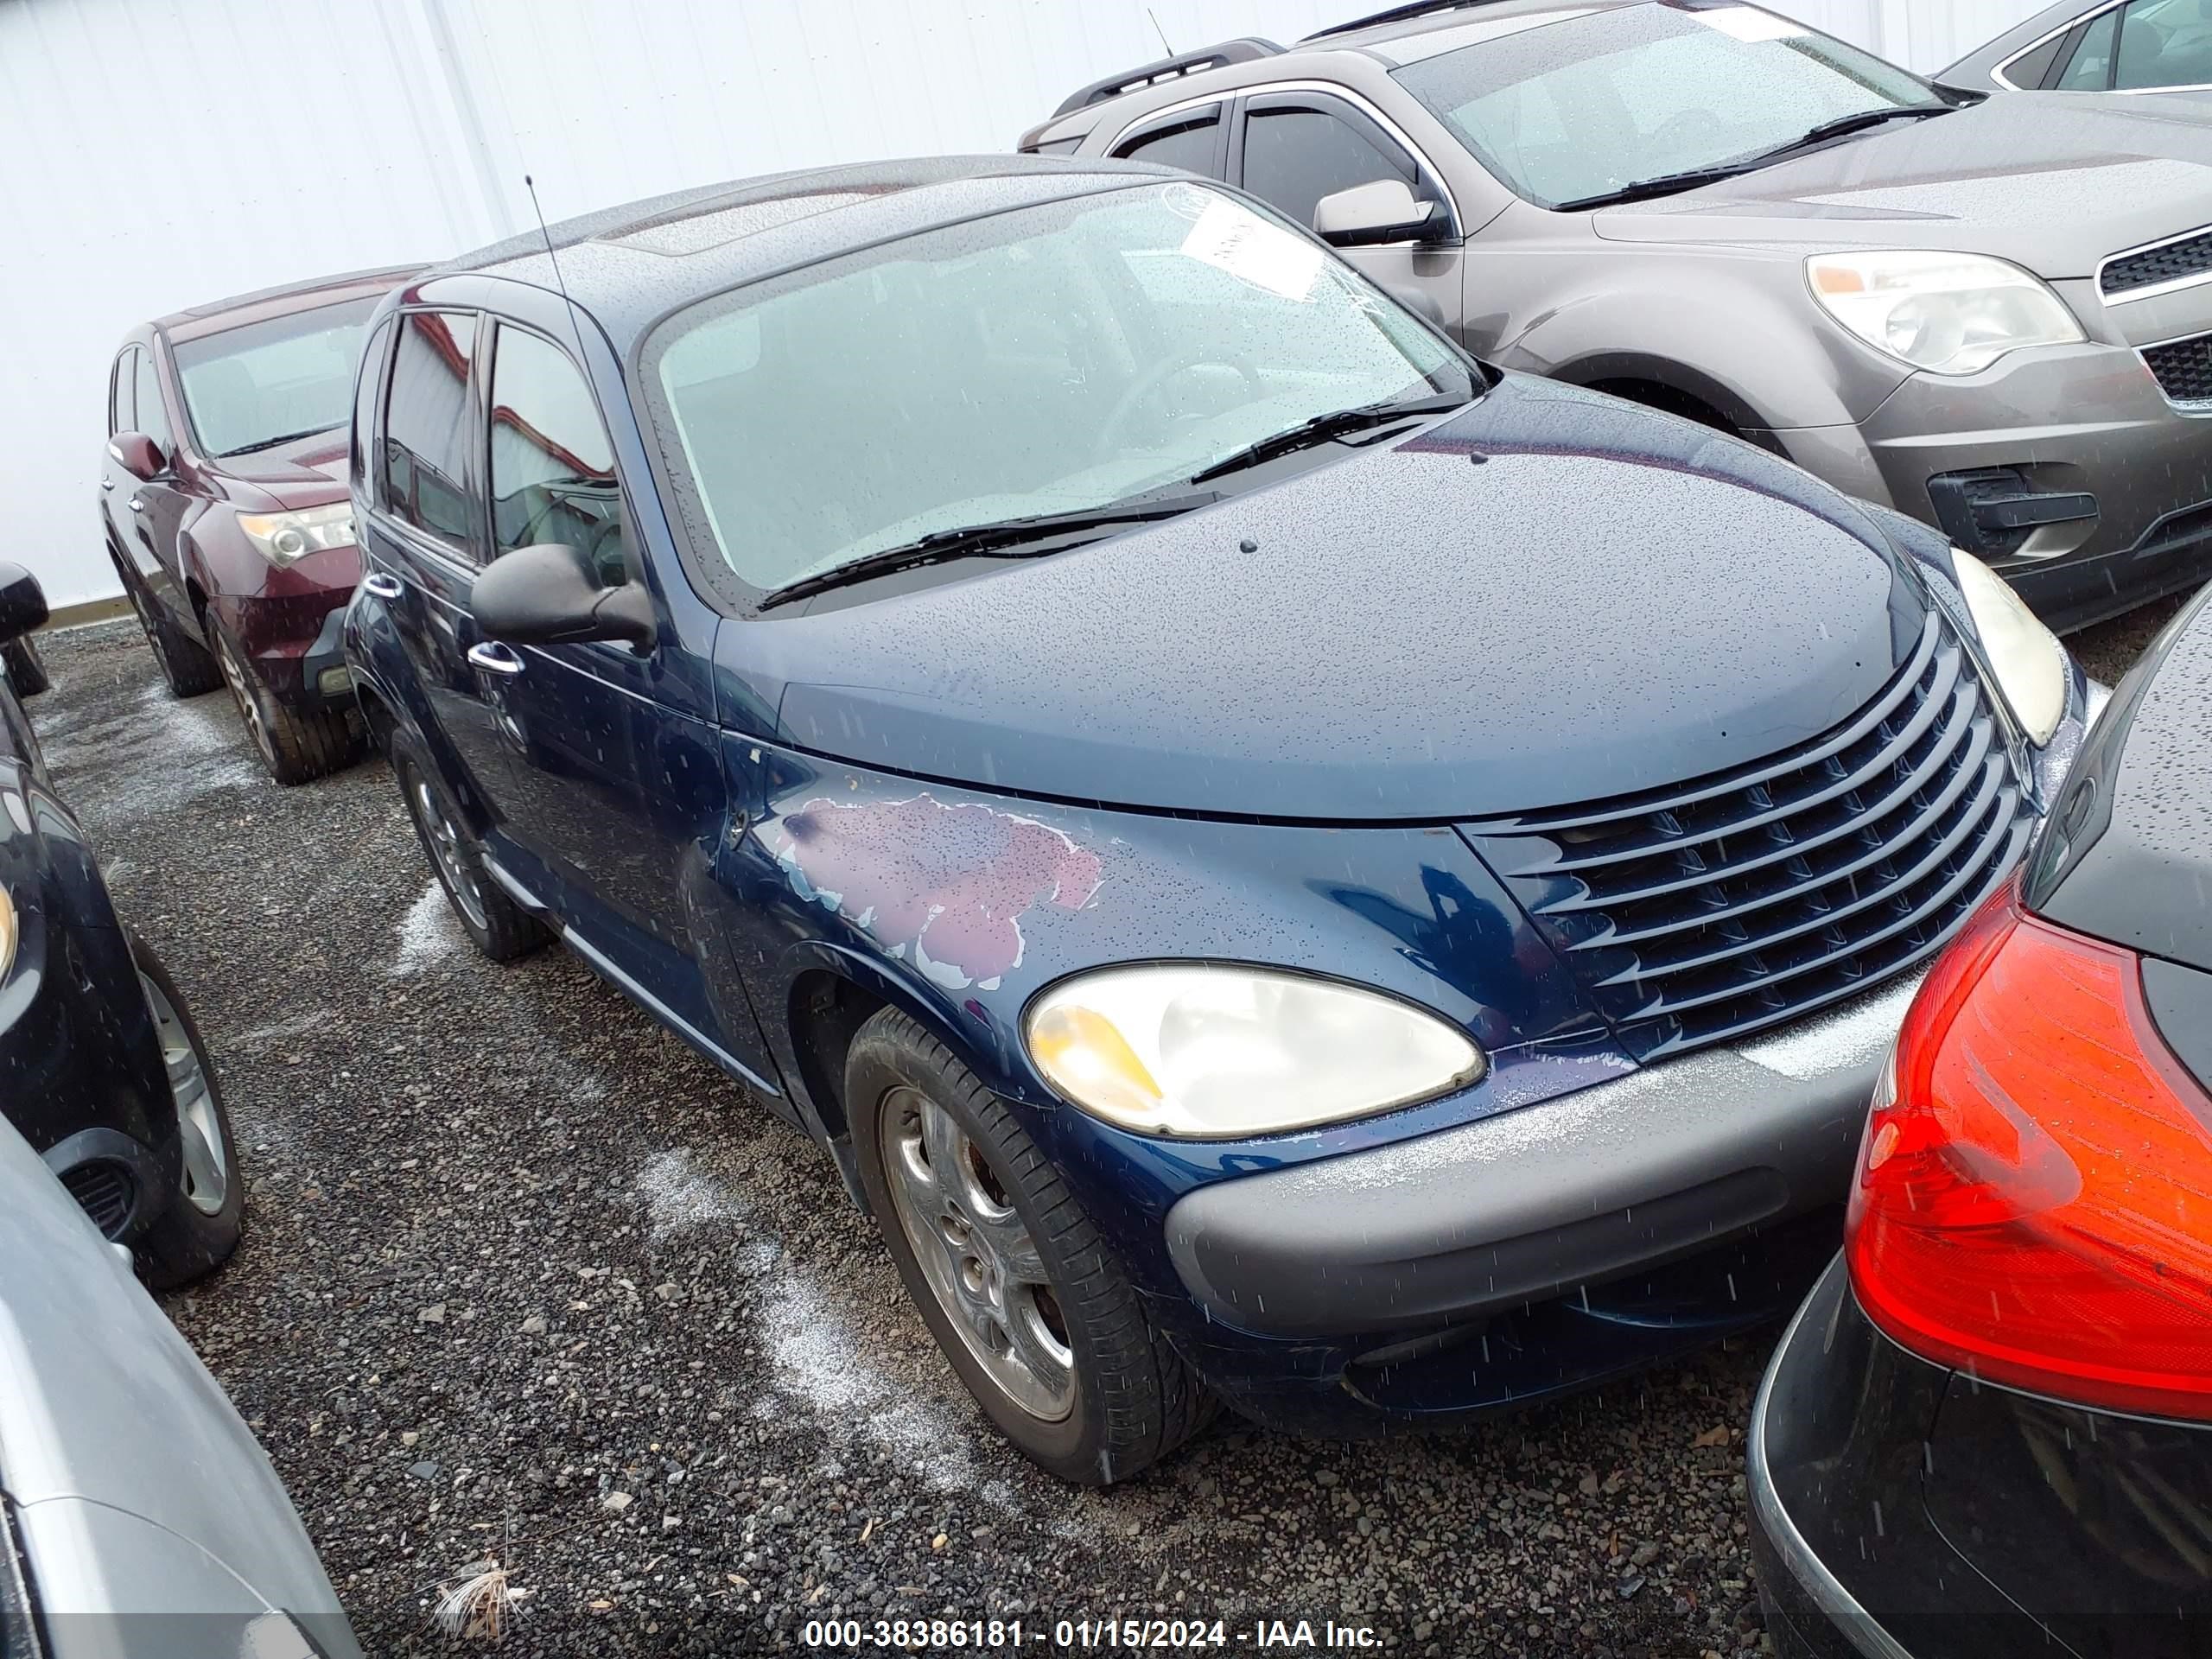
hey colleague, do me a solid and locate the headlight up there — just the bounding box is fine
[0,886,15,979]
[1952,549,2067,745]
[237,503,355,566]
[1808,251,2083,376]
[1025,964,1484,1139]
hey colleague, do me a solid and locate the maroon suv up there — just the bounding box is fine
[99,266,416,783]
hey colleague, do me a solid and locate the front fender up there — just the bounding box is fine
[1496,250,1909,429]
[715,738,1626,1248]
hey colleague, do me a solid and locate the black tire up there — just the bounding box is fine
[392,747,546,962]
[2,635,48,697]
[126,929,245,1289]
[848,1007,1216,1485]
[119,569,221,697]
[211,622,358,785]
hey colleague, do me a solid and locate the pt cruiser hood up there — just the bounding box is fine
[1592,93,2212,278]
[753,376,1927,822]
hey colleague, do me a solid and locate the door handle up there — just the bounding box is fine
[100,478,114,492]
[361,573,404,600]
[467,641,524,677]
[127,495,145,513]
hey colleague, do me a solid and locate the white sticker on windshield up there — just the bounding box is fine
[1179,197,1325,302]
[1689,5,1808,41]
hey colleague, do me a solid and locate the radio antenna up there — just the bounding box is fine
[523,174,593,363]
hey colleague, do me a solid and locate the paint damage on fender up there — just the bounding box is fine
[765,792,1103,990]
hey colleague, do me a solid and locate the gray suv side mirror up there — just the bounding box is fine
[0,563,49,645]
[1313,179,1445,248]
[469,543,654,649]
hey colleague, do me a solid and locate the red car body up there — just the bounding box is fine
[99,265,417,778]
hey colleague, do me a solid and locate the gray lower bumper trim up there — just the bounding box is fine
[1162,971,1920,1338]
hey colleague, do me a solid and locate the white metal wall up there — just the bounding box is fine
[3,0,2045,607]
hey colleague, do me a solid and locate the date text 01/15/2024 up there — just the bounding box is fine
[799,1618,1386,1649]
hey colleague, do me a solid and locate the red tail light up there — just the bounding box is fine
[1846,877,2212,1420]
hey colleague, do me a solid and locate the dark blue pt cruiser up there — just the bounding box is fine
[343,157,2091,1483]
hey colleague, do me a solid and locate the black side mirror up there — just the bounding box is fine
[107,432,167,481]
[1313,179,1446,248]
[469,543,654,649]
[0,563,49,645]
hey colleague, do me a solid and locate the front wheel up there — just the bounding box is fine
[127,930,245,1289]
[213,623,357,785]
[848,1007,1215,1484]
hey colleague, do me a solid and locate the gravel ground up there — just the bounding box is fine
[28,595,2177,1659]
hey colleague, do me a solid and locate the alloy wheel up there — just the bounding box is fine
[879,1085,1075,1422]
[411,774,489,930]
[217,635,275,765]
[141,969,228,1217]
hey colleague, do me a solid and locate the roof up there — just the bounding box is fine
[1016,0,1636,149]
[416,156,1180,345]
[155,264,423,343]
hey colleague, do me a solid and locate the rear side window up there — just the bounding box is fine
[487,325,624,583]
[1240,105,1421,232]
[1114,106,1224,175]
[134,350,172,452]
[380,311,479,551]
[351,318,394,497]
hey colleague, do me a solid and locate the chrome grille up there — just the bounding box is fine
[1463,614,2029,1062]
[2143,333,2212,407]
[2102,228,2212,299]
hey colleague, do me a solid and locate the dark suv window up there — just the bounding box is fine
[487,325,624,582]
[381,311,479,550]
[1240,104,1419,232]
[1113,105,1223,174]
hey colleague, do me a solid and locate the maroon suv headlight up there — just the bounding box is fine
[237,504,356,566]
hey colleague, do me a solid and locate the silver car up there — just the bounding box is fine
[1022,0,2212,632]
[0,1120,359,1659]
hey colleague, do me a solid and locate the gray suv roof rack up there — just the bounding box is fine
[1050,37,1281,118]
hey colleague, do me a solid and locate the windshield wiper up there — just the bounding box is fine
[219,426,334,458]
[1187,393,1470,486]
[757,492,1221,610]
[1557,104,1955,212]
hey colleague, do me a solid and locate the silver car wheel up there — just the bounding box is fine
[216,635,273,764]
[879,1084,1075,1423]
[411,774,488,931]
[141,969,228,1217]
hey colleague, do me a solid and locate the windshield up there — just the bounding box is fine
[172,296,379,458]
[1391,3,1937,209]
[645,181,1466,596]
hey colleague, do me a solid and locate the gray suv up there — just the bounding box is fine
[1021,0,2212,632]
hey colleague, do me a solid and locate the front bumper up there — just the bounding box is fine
[1767,341,2212,632]
[1166,970,1915,1340]
[213,550,359,713]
